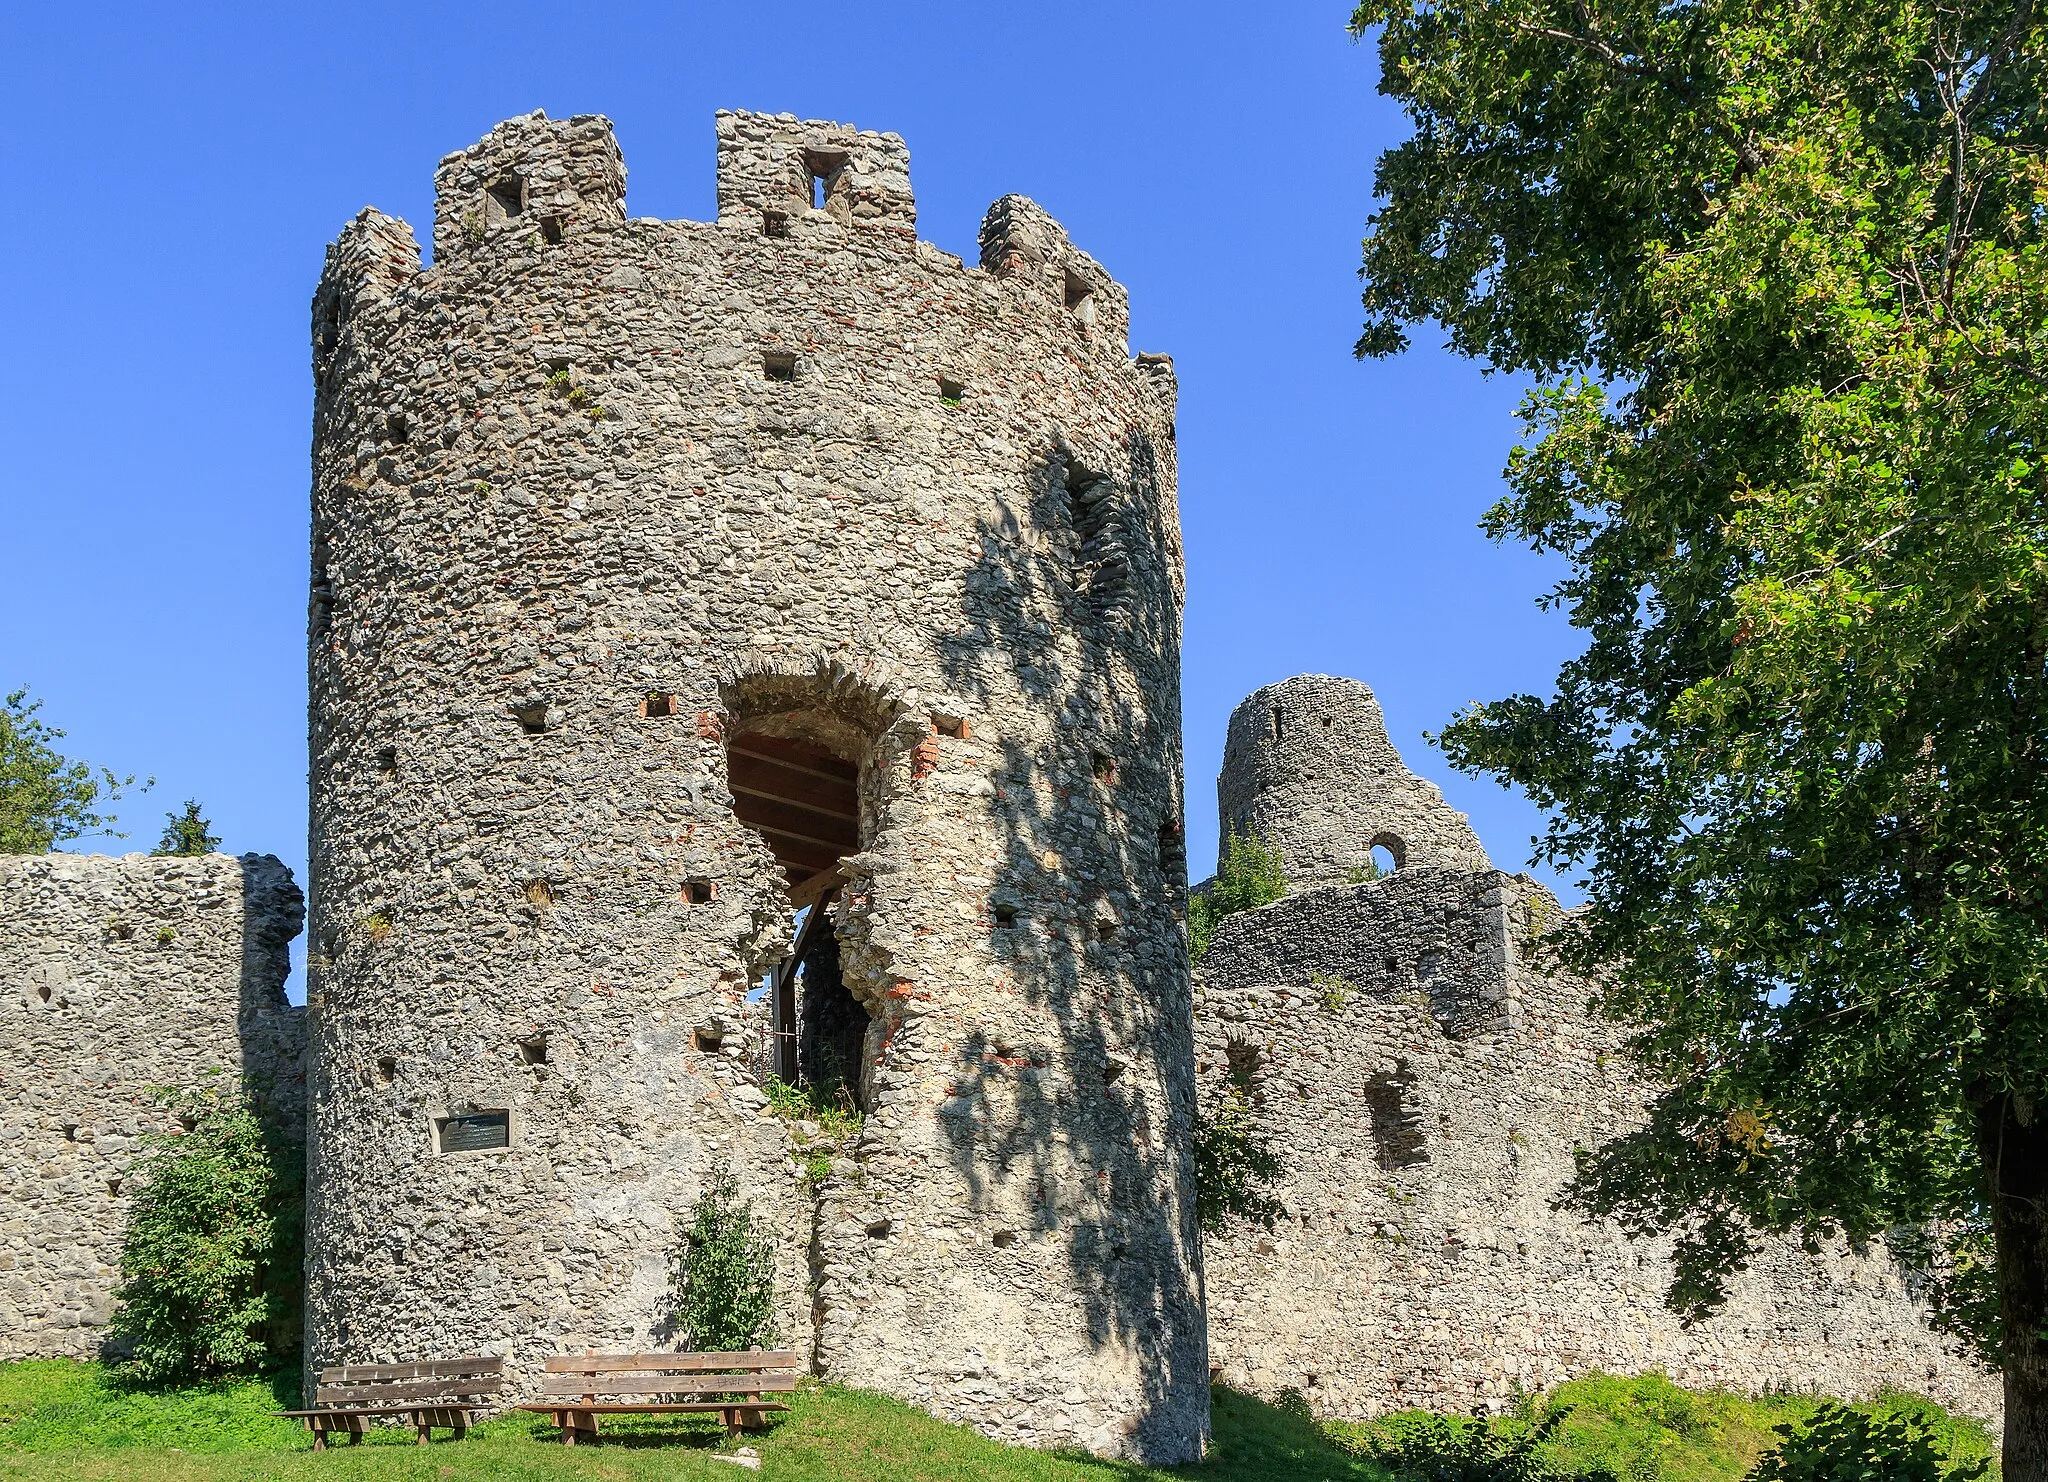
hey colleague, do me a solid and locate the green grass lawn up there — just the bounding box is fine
[0,1361,1996,1482]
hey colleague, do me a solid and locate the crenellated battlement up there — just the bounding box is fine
[431,110,626,263]
[714,110,914,233]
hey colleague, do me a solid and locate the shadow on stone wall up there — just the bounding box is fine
[929,420,1205,1456]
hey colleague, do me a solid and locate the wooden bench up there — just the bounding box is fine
[278,1355,505,1450]
[519,1350,800,1444]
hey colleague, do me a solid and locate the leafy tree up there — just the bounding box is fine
[151,800,220,857]
[670,1162,778,1353]
[0,688,142,853]
[1189,826,1290,964]
[1747,1403,1988,1482]
[1347,0,2048,1464]
[108,1081,303,1383]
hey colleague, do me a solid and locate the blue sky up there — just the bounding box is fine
[1,3,1581,996]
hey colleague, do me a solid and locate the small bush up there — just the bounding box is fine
[150,801,219,857]
[106,1083,302,1384]
[1746,1402,1988,1482]
[1189,827,1288,964]
[670,1162,778,1353]
[1363,1404,1609,1482]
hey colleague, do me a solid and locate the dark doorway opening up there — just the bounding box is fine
[728,725,869,1109]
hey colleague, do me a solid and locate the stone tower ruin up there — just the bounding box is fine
[1216,674,1489,891]
[304,109,1205,1461]
[1195,676,1999,1424]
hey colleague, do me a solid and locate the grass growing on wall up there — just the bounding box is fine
[0,1361,1998,1482]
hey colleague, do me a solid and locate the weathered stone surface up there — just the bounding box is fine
[0,851,304,1360]
[1215,674,1489,889]
[305,109,1204,1462]
[1195,679,2000,1425]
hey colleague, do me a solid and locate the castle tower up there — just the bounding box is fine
[1215,674,1488,890]
[304,110,1205,1461]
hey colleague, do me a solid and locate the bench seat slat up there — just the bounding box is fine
[280,1404,481,1418]
[323,1356,504,1382]
[541,1373,796,1398]
[315,1377,504,1404]
[518,1401,792,1415]
[543,1351,800,1374]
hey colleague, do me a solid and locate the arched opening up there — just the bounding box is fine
[1367,832,1405,877]
[725,717,870,1111]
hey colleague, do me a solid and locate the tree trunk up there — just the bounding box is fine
[1986,1090,2048,1480]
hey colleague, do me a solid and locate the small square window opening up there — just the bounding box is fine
[762,351,798,383]
[486,177,524,222]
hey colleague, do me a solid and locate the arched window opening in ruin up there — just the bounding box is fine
[1368,832,1405,875]
[726,721,870,1111]
[1223,1038,1266,1109]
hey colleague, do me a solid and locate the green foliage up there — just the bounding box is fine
[1746,1402,1988,1482]
[669,1162,778,1354]
[0,1361,304,1455]
[150,801,219,857]
[0,1363,1390,1480]
[107,1083,302,1385]
[0,689,143,854]
[1328,1377,1995,1482]
[1356,1403,1599,1482]
[1352,0,2048,1386]
[1193,1080,1285,1235]
[0,1359,1995,1482]
[1189,827,1289,964]
[1312,970,1354,1014]
[763,1076,864,1142]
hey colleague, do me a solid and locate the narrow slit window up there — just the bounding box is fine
[538,215,563,244]
[1272,705,1285,739]
[386,413,409,444]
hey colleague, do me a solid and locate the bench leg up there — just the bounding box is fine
[311,1423,326,1454]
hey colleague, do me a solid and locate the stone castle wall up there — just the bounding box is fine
[305,109,1205,1461]
[1215,675,1489,890]
[0,852,304,1359]
[1194,691,2000,1424]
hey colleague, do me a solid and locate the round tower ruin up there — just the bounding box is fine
[1215,674,1488,890]
[305,109,1205,1461]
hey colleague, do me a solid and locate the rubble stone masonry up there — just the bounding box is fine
[1194,685,2001,1425]
[305,109,1205,1461]
[0,852,304,1359]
